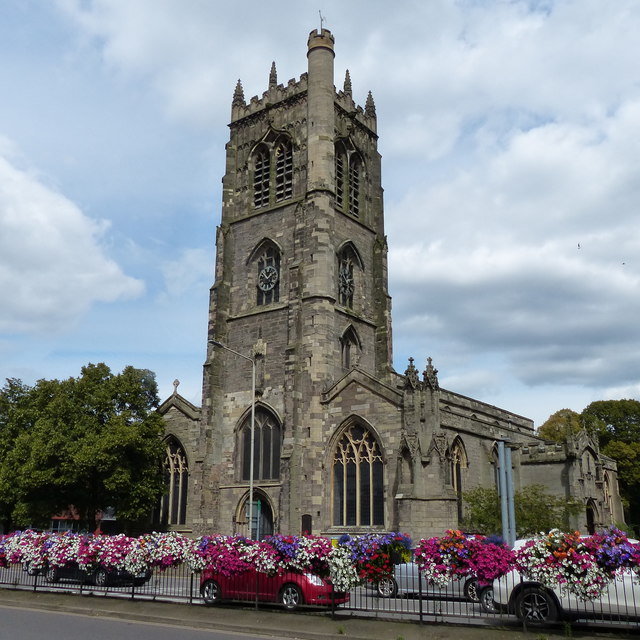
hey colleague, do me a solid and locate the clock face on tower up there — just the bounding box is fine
[258,265,279,291]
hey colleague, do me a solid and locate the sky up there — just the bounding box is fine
[1,0,639,428]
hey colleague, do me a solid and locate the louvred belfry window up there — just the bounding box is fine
[253,146,270,208]
[275,141,293,202]
[252,137,293,209]
[348,157,360,217]
[335,150,346,209]
[335,143,362,219]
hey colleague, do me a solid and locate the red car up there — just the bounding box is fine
[200,567,349,610]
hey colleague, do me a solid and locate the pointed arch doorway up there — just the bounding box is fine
[236,491,274,540]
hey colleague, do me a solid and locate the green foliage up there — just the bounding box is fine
[462,484,583,538]
[0,363,166,533]
[537,408,583,442]
[582,399,640,530]
[582,399,640,447]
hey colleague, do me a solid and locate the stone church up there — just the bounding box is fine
[158,29,623,541]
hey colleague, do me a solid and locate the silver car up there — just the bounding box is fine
[375,562,479,601]
[489,538,640,624]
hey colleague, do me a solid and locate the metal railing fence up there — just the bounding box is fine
[2,562,640,632]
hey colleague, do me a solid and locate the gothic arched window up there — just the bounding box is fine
[340,325,360,370]
[159,437,188,526]
[240,409,281,481]
[603,473,613,518]
[335,142,362,219]
[255,243,280,306]
[449,438,467,521]
[332,424,384,527]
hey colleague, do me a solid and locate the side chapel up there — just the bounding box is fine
[158,29,624,541]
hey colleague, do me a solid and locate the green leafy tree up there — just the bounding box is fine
[583,399,640,530]
[537,408,583,442]
[462,484,582,538]
[0,364,166,533]
[0,378,33,530]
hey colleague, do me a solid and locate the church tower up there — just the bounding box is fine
[199,29,393,537]
[159,29,624,541]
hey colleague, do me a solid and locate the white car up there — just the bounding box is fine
[374,562,479,601]
[487,539,640,624]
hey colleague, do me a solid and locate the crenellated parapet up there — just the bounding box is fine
[230,63,376,136]
[231,72,309,124]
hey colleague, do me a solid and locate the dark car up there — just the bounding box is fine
[44,562,152,587]
[200,566,349,610]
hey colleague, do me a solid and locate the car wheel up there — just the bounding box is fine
[464,577,479,602]
[280,583,303,610]
[377,576,399,598]
[515,586,558,624]
[201,579,222,605]
[478,585,498,614]
[45,566,59,583]
[93,567,109,587]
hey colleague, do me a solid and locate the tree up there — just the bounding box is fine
[462,484,582,538]
[537,408,583,442]
[0,378,33,531]
[582,399,640,530]
[0,364,166,533]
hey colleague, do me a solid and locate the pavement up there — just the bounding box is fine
[0,588,637,640]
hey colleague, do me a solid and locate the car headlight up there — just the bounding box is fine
[304,573,324,586]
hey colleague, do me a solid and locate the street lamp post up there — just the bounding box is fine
[209,339,256,538]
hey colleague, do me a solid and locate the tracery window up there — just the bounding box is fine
[240,409,281,481]
[335,143,362,218]
[159,437,188,526]
[256,244,280,306]
[332,424,384,527]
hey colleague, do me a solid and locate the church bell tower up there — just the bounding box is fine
[199,29,392,537]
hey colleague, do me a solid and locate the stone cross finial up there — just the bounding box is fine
[172,379,180,395]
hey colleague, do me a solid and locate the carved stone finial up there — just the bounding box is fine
[423,357,439,390]
[404,357,420,389]
[269,61,277,89]
[365,91,376,118]
[343,69,352,97]
[172,379,180,395]
[232,79,245,107]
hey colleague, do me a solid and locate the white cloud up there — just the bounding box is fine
[160,247,212,300]
[1,0,637,425]
[0,149,144,333]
